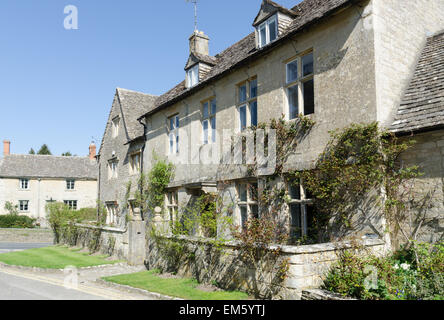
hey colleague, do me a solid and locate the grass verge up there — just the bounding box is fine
[0,245,122,269]
[103,270,249,300]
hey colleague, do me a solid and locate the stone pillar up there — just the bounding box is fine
[128,220,146,266]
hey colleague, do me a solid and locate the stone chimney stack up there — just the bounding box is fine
[89,142,96,160]
[3,140,10,156]
[189,30,209,56]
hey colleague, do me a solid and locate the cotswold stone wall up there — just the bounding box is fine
[0,228,54,243]
[145,235,386,300]
[397,131,444,246]
[61,224,129,260]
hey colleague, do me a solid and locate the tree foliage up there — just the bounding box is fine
[37,144,52,155]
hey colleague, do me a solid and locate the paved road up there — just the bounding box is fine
[0,242,53,254]
[0,270,106,300]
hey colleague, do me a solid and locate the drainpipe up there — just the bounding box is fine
[137,117,147,221]
[97,155,101,221]
[37,178,41,219]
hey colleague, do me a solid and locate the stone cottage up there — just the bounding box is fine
[89,0,443,298]
[0,140,98,227]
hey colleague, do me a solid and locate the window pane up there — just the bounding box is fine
[175,116,180,129]
[250,79,257,98]
[289,183,301,200]
[211,99,216,115]
[176,134,179,153]
[269,19,277,42]
[239,85,247,103]
[290,204,302,238]
[203,120,209,144]
[169,133,174,153]
[286,60,298,83]
[239,105,247,131]
[203,102,209,119]
[249,183,258,201]
[302,53,314,76]
[250,205,259,219]
[211,117,216,143]
[250,101,258,127]
[303,79,315,115]
[240,206,248,227]
[239,184,247,202]
[260,25,266,47]
[288,85,299,120]
[170,118,174,130]
[306,204,316,240]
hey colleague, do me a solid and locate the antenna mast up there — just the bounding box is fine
[186,0,199,31]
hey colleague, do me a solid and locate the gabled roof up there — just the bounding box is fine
[139,0,354,120]
[185,52,218,70]
[98,88,158,155]
[253,0,298,26]
[116,88,158,141]
[0,154,97,180]
[391,31,444,134]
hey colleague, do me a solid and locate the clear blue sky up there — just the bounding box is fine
[0,0,301,157]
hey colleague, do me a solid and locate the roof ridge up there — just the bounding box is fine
[429,29,444,39]
[5,154,92,159]
[116,87,158,97]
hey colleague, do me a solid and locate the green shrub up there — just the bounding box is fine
[46,203,105,244]
[322,241,444,300]
[0,214,36,229]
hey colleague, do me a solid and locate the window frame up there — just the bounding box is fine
[19,179,29,190]
[129,151,142,175]
[19,200,29,212]
[202,97,217,145]
[285,51,315,120]
[166,190,179,223]
[287,178,314,240]
[66,179,75,190]
[108,159,118,180]
[237,78,258,132]
[186,64,199,88]
[257,15,278,48]
[106,202,118,225]
[236,181,259,228]
[112,116,120,138]
[64,200,78,211]
[168,114,180,155]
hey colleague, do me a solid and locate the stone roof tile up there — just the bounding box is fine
[391,31,444,133]
[0,155,98,179]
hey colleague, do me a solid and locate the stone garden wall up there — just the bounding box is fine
[145,235,387,300]
[0,228,54,243]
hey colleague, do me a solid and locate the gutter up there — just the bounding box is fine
[392,123,444,137]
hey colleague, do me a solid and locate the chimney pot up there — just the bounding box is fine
[3,140,10,156]
[89,142,96,160]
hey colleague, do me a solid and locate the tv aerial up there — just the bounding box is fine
[186,0,199,31]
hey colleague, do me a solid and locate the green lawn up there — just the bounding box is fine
[103,270,249,300]
[0,245,122,269]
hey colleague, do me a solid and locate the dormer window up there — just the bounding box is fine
[186,64,199,88]
[257,15,277,48]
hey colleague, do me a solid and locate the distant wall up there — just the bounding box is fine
[0,228,54,243]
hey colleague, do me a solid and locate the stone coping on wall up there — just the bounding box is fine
[74,223,127,234]
[155,234,386,254]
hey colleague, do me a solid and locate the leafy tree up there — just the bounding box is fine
[62,152,72,156]
[37,144,52,155]
[29,148,35,154]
